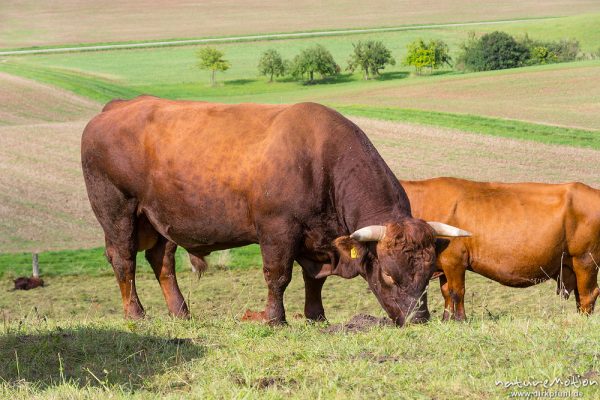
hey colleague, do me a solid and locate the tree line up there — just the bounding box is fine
[197,31,588,85]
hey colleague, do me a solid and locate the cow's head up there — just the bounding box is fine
[334,219,470,326]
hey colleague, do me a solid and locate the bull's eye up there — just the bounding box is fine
[382,270,396,286]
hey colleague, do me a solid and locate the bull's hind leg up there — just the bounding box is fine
[145,238,190,318]
[84,170,144,319]
[572,254,600,314]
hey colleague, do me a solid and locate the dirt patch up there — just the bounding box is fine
[322,314,393,333]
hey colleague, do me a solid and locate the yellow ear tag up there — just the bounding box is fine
[350,246,358,259]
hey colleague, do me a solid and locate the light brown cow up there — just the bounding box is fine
[401,177,600,321]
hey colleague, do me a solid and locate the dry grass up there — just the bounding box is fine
[321,62,600,131]
[0,72,98,126]
[0,120,102,252]
[2,1,600,48]
[355,117,600,186]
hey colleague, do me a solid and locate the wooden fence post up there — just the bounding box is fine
[32,253,40,278]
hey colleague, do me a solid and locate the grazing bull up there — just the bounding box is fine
[81,96,468,325]
[400,177,600,321]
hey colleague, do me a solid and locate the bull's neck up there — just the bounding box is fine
[330,133,411,233]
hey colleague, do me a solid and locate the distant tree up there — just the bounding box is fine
[196,47,230,85]
[460,31,529,71]
[404,39,452,74]
[347,40,396,80]
[289,45,339,83]
[258,49,286,82]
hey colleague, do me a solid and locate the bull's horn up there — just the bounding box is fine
[427,222,471,237]
[350,225,386,241]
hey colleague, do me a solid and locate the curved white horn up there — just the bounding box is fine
[427,222,471,237]
[350,225,386,241]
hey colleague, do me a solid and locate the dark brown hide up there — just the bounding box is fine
[13,277,44,290]
[402,177,600,320]
[81,97,437,325]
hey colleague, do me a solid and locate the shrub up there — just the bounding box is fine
[518,34,580,64]
[459,31,529,71]
[289,45,339,83]
[346,40,396,80]
[404,39,451,75]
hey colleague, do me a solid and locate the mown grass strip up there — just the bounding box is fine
[0,62,139,103]
[0,245,262,278]
[336,105,600,150]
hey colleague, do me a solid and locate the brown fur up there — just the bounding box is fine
[13,277,44,290]
[81,97,439,325]
[402,177,600,320]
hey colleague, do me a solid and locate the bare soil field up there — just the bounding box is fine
[1,94,598,253]
[323,63,600,131]
[0,72,98,125]
[2,0,600,49]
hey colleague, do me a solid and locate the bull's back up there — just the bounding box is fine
[402,177,599,285]
[82,98,337,247]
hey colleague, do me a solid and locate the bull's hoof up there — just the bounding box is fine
[124,305,146,320]
[305,314,327,323]
[168,303,191,319]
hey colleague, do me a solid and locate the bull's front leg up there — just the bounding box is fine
[244,222,297,325]
[302,269,327,322]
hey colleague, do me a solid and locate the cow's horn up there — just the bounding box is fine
[350,225,386,241]
[427,222,471,237]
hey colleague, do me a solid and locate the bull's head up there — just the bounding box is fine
[333,219,470,326]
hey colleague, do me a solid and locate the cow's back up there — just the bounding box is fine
[402,177,600,285]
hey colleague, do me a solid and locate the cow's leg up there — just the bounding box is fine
[446,269,467,321]
[249,223,297,325]
[105,233,144,319]
[439,274,453,321]
[146,238,189,318]
[87,173,144,319]
[302,270,327,322]
[572,255,600,314]
[556,266,577,299]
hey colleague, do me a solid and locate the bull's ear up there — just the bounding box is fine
[334,236,366,261]
[332,236,370,278]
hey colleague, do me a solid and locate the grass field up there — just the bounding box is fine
[2,247,600,399]
[3,1,600,49]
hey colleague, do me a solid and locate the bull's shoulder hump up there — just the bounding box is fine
[101,95,160,112]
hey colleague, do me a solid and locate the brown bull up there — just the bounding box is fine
[400,177,600,321]
[81,96,467,326]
